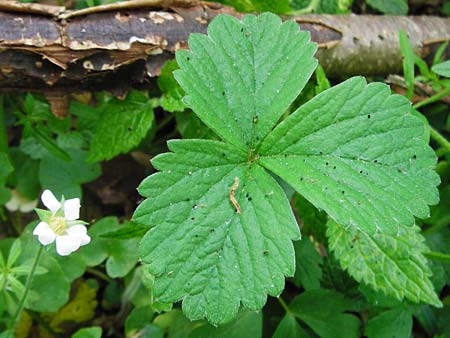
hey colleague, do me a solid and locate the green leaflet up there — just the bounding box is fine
[88,91,154,162]
[134,12,440,324]
[327,220,441,306]
[365,308,412,338]
[134,139,299,324]
[432,60,450,78]
[174,14,317,150]
[366,0,408,14]
[259,77,439,235]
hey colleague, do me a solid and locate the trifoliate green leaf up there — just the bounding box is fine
[365,308,412,338]
[174,13,316,150]
[135,12,440,325]
[327,220,441,306]
[289,289,360,338]
[88,91,154,162]
[260,77,439,236]
[135,139,299,325]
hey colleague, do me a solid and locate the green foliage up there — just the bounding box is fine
[158,60,186,113]
[432,60,450,78]
[211,0,291,14]
[39,148,101,199]
[289,289,360,338]
[0,153,13,204]
[88,91,155,162]
[293,238,322,290]
[366,0,408,14]
[134,12,440,325]
[78,217,140,278]
[72,326,102,338]
[365,308,412,338]
[327,220,441,306]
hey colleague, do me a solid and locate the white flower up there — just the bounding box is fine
[5,189,38,213]
[33,190,90,256]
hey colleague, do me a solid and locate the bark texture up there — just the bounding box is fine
[0,0,449,96]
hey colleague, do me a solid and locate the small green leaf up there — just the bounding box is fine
[289,289,360,338]
[366,0,408,14]
[327,220,442,307]
[158,60,186,113]
[260,77,439,236]
[72,327,102,338]
[125,305,155,336]
[88,91,154,162]
[39,148,101,199]
[175,110,218,140]
[272,313,310,338]
[100,221,148,239]
[0,152,13,205]
[78,217,140,278]
[293,238,322,290]
[6,239,21,268]
[432,60,450,78]
[365,308,412,338]
[9,148,40,199]
[29,125,71,161]
[188,311,262,338]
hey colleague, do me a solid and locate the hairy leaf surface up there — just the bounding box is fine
[327,220,441,306]
[134,139,299,324]
[174,13,316,149]
[260,77,439,235]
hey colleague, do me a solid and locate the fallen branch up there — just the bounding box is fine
[0,0,449,97]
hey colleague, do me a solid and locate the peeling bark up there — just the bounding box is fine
[0,0,449,96]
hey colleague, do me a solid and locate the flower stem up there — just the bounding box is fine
[413,86,450,109]
[10,245,43,336]
[429,126,450,154]
[277,296,292,315]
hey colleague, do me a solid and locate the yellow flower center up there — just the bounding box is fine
[49,216,67,235]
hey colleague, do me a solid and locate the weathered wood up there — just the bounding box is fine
[0,0,449,96]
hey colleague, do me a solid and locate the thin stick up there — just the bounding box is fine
[229,177,241,214]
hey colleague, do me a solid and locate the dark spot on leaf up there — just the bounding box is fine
[263,250,269,256]
[359,170,363,174]
[319,151,323,155]
[128,127,132,131]
[341,190,345,194]
[193,204,198,209]
[300,177,303,181]
[333,166,336,169]
[326,162,329,165]
[245,193,249,198]
[191,217,195,220]
[413,155,417,159]
[222,153,226,157]
[187,57,190,61]
[374,159,378,163]
[222,91,225,96]
[367,115,371,119]
[240,27,244,32]
[210,229,215,233]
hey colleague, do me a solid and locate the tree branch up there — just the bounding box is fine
[0,0,449,97]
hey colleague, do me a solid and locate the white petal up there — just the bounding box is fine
[41,190,61,214]
[33,222,56,245]
[19,199,38,213]
[67,224,91,246]
[5,192,20,211]
[64,198,80,221]
[55,235,81,256]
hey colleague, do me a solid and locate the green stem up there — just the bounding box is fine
[413,86,450,109]
[0,95,8,153]
[277,296,292,314]
[425,251,450,264]
[87,267,112,282]
[10,245,43,336]
[429,126,450,154]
